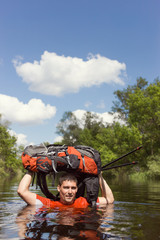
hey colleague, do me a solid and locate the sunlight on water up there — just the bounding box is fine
[0,178,160,239]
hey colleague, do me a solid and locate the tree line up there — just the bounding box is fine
[0,116,22,177]
[56,77,160,179]
[1,77,160,178]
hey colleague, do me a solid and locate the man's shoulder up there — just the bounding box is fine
[75,196,87,201]
[36,194,56,207]
[74,197,89,208]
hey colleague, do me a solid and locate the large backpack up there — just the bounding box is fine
[22,144,101,207]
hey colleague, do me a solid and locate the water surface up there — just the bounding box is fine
[0,176,160,239]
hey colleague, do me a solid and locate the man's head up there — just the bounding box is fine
[57,173,78,205]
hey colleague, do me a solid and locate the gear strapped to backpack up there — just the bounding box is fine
[22,144,101,207]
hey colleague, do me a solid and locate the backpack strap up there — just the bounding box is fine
[37,172,57,201]
[22,144,101,205]
[84,175,99,207]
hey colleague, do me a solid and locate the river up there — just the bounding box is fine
[0,174,160,239]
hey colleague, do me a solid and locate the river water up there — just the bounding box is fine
[0,175,160,239]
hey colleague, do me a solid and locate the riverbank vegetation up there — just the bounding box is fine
[56,77,160,179]
[0,117,22,177]
[1,77,160,179]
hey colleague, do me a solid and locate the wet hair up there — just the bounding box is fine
[58,173,78,186]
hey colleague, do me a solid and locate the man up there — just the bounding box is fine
[17,171,114,208]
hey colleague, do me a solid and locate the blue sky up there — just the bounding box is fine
[0,0,159,146]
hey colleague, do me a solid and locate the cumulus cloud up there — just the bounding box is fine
[13,51,126,96]
[73,109,125,125]
[54,135,63,143]
[8,129,29,146]
[0,94,56,125]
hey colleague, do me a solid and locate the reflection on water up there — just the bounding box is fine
[16,204,116,239]
[0,177,160,239]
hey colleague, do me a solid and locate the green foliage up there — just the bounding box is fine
[56,111,142,170]
[113,77,160,157]
[131,172,148,180]
[97,144,117,166]
[0,159,7,177]
[56,111,105,146]
[56,111,82,145]
[0,116,22,177]
[96,123,142,167]
[112,77,148,121]
[56,77,160,178]
[2,76,160,178]
[147,155,160,178]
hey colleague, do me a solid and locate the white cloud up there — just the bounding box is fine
[73,110,86,121]
[98,112,124,124]
[73,109,125,125]
[0,94,56,125]
[54,135,63,143]
[8,130,28,146]
[13,51,126,96]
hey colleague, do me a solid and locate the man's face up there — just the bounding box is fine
[57,180,78,205]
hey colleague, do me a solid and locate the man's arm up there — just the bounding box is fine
[98,173,114,204]
[17,171,36,205]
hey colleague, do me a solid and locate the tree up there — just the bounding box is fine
[56,77,160,176]
[56,111,106,147]
[56,111,82,145]
[112,77,148,121]
[113,77,160,156]
[0,115,21,177]
[79,112,105,147]
[96,122,142,166]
